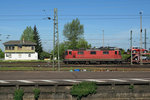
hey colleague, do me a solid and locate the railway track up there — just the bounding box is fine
[0,61,150,68]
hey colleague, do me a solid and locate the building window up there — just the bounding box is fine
[32,46,34,50]
[12,46,14,50]
[5,46,14,50]
[28,54,31,57]
[103,51,109,54]
[9,46,11,50]
[18,46,22,50]
[6,53,11,58]
[78,51,84,55]
[5,46,9,50]
[90,51,96,55]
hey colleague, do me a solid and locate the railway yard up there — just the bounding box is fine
[0,61,150,71]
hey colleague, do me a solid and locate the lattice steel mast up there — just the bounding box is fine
[53,8,60,71]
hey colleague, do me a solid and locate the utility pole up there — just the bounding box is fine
[140,11,143,65]
[144,29,147,50]
[102,30,104,47]
[53,8,60,71]
[130,30,133,65]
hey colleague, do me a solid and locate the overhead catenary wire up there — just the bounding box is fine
[1,14,150,16]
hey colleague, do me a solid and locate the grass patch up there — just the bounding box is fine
[0,67,53,71]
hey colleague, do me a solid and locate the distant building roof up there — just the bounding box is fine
[3,40,36,46]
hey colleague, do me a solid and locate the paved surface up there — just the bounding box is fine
[0,71,150,80]
[0,78,150,85]
[0,71,150,84]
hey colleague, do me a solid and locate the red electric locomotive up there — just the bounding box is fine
[64,47,122,64]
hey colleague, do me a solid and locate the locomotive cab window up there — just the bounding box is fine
[78,51,84,55]
[103,51,109,54]
[69,51,72,55]
[90,51,96,55]
[115,51,117,55]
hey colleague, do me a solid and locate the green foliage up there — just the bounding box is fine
[51,19,91,59]
[129,85,134,90]
[33,88,40,100]
[70,81,97,100]
[14,89,24,100]
[63,18,84,49]
[20,25,43,60]
[20,26,34,42]
[122,54,130,60]
[40,51,50,60]
[0,49,4,58]
[52,39,91,60]
[33,25,43,59]
[121,49,130,60]
[76,38,91,49]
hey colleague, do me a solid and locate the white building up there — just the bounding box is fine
[3,40,38,60]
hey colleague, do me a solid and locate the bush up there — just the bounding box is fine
[33,88,40,100]
[14,89,24,100]
[129,85,134,89]
[70,81,97,100]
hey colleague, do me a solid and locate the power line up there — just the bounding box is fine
[0,17,145,22]
[1,14,150,16]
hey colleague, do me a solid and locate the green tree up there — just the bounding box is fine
[58,42,70,59]
[63,18,84,49]
[76,38,91,49]
[33,25,43,59]
[121,49,130,61]
[40,51,50,60]
[20,26,34,42]
[0,49,4,58]
[52,41,70,60]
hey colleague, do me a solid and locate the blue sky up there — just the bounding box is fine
[0,0,150,52]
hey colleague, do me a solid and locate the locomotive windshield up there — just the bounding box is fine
[69,51,72,55]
